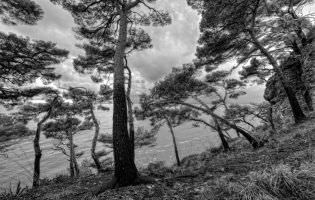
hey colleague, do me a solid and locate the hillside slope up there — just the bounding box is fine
[4,113,315,200]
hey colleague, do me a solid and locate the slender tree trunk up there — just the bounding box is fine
[268,106,277,134]
[73,151,80,177]
[249,30,306,123]
[32,104,55,187]
[90,106,102,172]
[126,66,135,161]
[69,132,75,178]
[214,119,230,151]
[166,118,181,166]
[112,10,138,187]
[33,123,42,187]
[304,89,313,111]
[189,117,231,150]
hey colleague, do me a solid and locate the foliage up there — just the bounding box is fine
[189,0,312,68]
[0,33,68,86]
[0,114,33,142]
[0,32,68,103]
[224,103,270,129]
[0,0,43,25]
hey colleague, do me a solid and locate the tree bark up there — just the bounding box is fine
[112,10,138,186]
[214,118,230,151]
[90,105,102,172]
[125,66,135,161]
[249,30,306,123]
[166,118,181,166]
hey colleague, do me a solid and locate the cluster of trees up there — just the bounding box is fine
[0,0,313,196]
[0,0,170,194]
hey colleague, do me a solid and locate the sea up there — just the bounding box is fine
[0,106,221,189]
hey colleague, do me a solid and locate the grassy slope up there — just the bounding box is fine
[9,113,315,200]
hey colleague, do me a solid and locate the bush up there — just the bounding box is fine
[0,181,27,199]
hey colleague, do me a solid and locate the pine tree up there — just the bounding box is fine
[188,0,311,123]
[17,92,61,187]
[51,0,171,190]
[65,87,112,173]
[42,99,90,177]
[143,65,262,148]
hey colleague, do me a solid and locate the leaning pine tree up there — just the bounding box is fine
[51,0,171,190]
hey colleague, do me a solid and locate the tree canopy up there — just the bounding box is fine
[0,0,43,25]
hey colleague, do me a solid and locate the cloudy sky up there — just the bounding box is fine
[0,0,201,99]
[1,0,314,103]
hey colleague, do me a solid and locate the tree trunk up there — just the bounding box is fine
[32,104,55,187]
[90,106,102,172]
[214,118,230,151]
[33,123,42,187]
[304,89,313,111]
[69,131,75,178]
[126,66,135,161]
[73,151,80,177]
[112,10,138,186]
[166,118,181,166]
[249,30,306,123]
[268,106,277,134]
[189,117,231,150]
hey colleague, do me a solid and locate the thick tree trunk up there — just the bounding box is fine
[214,119,230,151]
[165,119,180,166]
[112,10,138,186]
[90,106,102,172]
[32,104,55,187]
[126,66,135,161]
[249,30,306,123]
[282,84,307,122]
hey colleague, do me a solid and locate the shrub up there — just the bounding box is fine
[0,181,27,199]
